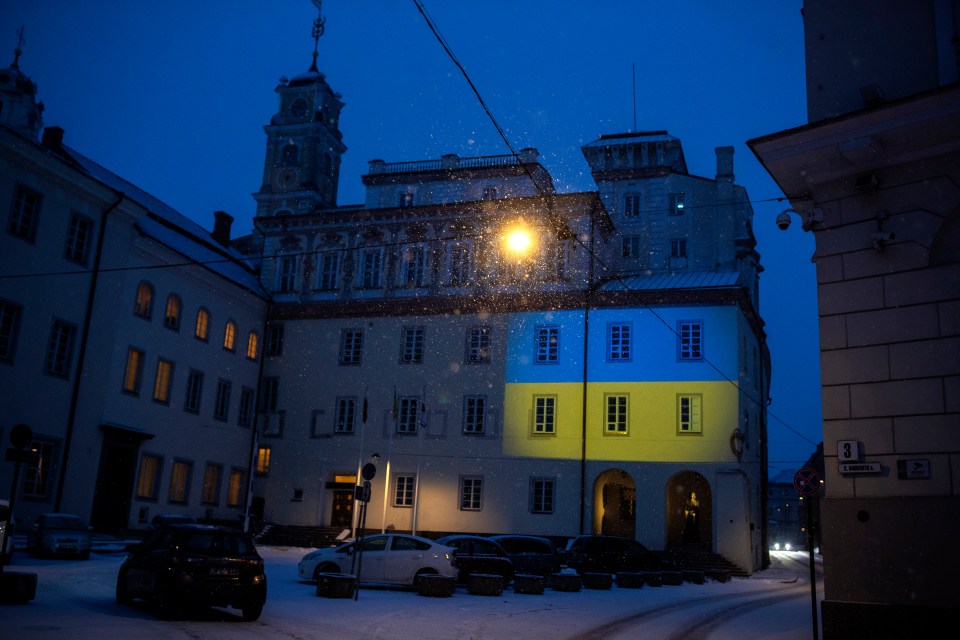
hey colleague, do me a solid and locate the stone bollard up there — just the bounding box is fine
[616,572,645,588]
[644,571,663,587]
[315,572,356,598]
[581,572,614,590]
[467,573,504,596]
[549,573,582,592]
[661,570,684,586]
[512,573,545,595]
[683,569,706,584]
[416,574,456,597]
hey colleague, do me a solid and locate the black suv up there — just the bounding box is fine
[565,534,668,574]
[116,524,266,621]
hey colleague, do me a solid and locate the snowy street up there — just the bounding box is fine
[2,546,822,639]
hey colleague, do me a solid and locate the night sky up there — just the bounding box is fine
[1,1,820,477]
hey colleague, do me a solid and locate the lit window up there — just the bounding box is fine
[669,192,685,215]
[153,358,174,404]
[463,395,486,434]
[533,396,556,434]
[168,459,192,504]
[460,476,483,511]
[195,308,210,341]
[223,320,236,351]
[163,295,181,331]
[136,454,162,500]
[133,282,153,318]
[256,446,271,475]
[246,331,259,360]
[678,394,703,433]
[64,212,94,265]
[226,468,245,507]
[395,475,416,507]
[8,184,41,241]
[201,463,222,505]
[605,395,629,434]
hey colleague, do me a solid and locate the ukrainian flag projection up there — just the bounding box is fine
[502,307,742,462]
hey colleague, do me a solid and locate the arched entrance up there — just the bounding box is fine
[592,469,636,538]
[666,471,711,549]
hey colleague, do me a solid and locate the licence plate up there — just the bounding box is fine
[210,567,239,576]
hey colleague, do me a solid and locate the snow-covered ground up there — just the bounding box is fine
[2,544,823,639]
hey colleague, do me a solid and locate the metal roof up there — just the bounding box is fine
[598,271,742,292]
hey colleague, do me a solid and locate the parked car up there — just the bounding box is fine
[148,513,198,530]
[564,534,669,574]
[434,534,514,583]
[490,534,564,577]
[0,499,14,563]
[297,533,456,587]
[26,513,92,559]
[116,523,266,621]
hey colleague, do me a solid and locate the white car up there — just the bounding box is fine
[298,533,456,587]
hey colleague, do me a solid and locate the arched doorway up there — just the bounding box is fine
[592,469,636,538]
[666,471,711,549]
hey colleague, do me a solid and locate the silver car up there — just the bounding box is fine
[26,513,92,559]
[298,533,456,587]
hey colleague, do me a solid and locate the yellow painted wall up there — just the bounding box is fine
[503,381,738,462]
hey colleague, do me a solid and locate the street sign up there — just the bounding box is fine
[837,440,860,462]
[838,462,881,474]
[793,467,820,496]
[354,481,372,503]
[897,459,930,479]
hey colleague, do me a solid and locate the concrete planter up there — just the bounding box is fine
[315,572,356,598]
[512,573,545,595]
[417,574,456,597]
[661,570,684,586]
[683,569,706,584]
[467,573,504,596]
[549,573,582,592]
[615,572,645,588]
[581,572,613,590]
[0,571,37,604]
[643,571,663,587]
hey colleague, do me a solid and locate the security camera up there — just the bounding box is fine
[776,212,792,231]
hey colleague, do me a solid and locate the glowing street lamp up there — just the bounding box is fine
[502,223,535,258]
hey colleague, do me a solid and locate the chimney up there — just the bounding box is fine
[213,211,233,248]
[715,146,734,181]
[42,126,64,150]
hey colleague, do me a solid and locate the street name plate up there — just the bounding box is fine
[838,462,881,474]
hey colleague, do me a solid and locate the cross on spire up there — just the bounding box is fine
[12,25,25,69]
[309,0,326,72]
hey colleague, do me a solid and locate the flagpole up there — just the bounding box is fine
[381,387,396,533]
[352,385,367,539]
[412,386,425,536]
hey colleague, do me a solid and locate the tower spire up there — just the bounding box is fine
[12,25,25,68]
[309,0,326,72]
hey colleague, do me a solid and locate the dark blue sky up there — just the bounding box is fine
[1,1,819,477]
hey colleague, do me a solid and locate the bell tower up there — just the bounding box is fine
[254,1,346,217]
[0,27,44,141]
